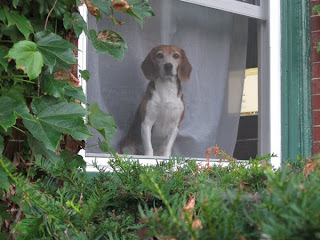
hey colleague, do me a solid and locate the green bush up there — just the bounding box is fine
[2,152,320,239]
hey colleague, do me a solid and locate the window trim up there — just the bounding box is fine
[180,0,267,20]
[281,0,312,159]
[78,0,282,168]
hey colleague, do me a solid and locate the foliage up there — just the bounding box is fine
[0,0,154,238]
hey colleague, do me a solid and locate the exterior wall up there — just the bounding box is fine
[311,0,320,154]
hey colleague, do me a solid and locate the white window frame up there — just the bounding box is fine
[78,0,281,170]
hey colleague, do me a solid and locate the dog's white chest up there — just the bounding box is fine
[145,80,184,137]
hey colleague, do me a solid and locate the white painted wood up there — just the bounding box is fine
[269,0,281,168]
[179,0,267,20]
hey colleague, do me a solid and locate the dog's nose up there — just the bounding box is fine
[164,63,173,72]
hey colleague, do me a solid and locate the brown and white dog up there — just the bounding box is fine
[120,45,192,157]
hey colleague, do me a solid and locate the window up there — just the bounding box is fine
[78,0,281,169]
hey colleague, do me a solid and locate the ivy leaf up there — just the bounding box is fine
[23,96,92,152]
[35,30,76,73]
[88,103,117,145]
[91,0,113,15]
[4,9,34,39]
[41,74,66,99]
[0,7,6,23]
[79,70,90,81]
[27,133,60,162]
[89,29,128,61]
[98,140,110,152]
[0,96,33,131]
[0,167,10,191]
[123,0,154,25]
[0,85,26,104]
[0,135,3,155]
[63,12,87,37]
[0,46,9,72]
[317,42,320,53]
[64,83,88,104]
[13,0,20,8]
[7,40,44,79]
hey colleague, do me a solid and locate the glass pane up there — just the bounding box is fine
[236,0,260,6]
[86,0,254,158]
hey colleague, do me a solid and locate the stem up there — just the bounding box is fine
[85,144,99,148]
[12,125,25,134]
[0,75,28,78]
[13,78,36,84]
[44,0,58,30]
[0,40,13,43]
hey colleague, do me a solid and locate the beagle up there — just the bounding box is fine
[120,45,192,157]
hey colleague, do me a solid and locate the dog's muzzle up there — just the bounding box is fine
[164,63,173,75]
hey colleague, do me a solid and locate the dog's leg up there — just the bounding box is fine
[141,120,154,156]
[163,126,179,157]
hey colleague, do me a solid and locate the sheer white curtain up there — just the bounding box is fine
[87,0,248,158]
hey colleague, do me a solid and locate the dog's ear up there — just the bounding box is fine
[141,49,159,81]
[178,49,192,82]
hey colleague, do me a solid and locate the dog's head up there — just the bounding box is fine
[141,45,192,82]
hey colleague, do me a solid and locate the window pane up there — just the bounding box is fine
[86,0,252,158]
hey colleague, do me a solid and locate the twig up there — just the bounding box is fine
[12,125,25,134]
[44,0,58,30]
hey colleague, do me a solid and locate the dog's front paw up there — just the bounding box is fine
[145,149,153,156]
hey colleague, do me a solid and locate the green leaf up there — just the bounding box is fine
[35,30,76,73]
[13,0,20,8]
[0,135,3,155]
[98,140,110,152]
[0,85,26,104]
[88,103,116,145]
[27,133,60,162]
[79,69,90,81]
[0,96,32,131]
[0,7,6,23]
[89,29,128,61]
[23,96,92,152]
[0,167,10,191]
[7,40,44,79]
[4,9,34,39]
[63,12,87,37]
[125,0,155,25]
[64,83,88,104]
[13,216,44,235]
[317,42,320,53]
[0,46,9,72]
[41,74,66,99]
[91,0,112,15]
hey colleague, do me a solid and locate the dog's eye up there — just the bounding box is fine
[173,53,180,59]
[156,52,164,59]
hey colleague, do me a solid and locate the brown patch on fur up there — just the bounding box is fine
[177,49,192,82]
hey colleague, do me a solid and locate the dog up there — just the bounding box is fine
[120,45,192,157]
